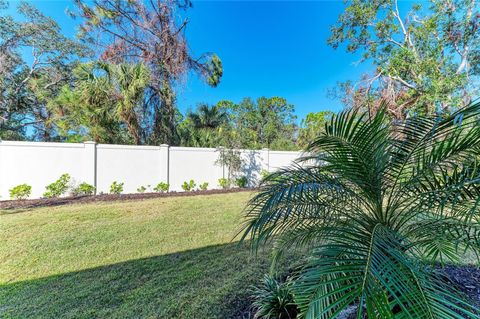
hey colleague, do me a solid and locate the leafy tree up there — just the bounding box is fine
[72,0,223,144]
[215,147,244,186]
[329,0,480,119]
[219,97,298,150]
[242,102,480,317]
[297,111,333,149]
[0,0,89,140]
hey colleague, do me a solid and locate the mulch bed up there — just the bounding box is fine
[0,188,253,210]
[440,264,480,307]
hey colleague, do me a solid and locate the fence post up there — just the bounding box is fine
[262,147,270,172]
[159,144,170,187]
[83,141,97,194]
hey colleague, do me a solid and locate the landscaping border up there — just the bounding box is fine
[0,188,254,210]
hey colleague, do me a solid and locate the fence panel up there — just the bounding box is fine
[0,141,89,199]
[0,140,303,199]
[96,144,164,194]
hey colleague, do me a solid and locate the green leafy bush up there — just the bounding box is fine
[110,181,124,194]
[235,176,248,188]
[241,103,480,318]
[181,180,196,192]
[43,174,71,198]
[153,182,169,193]
[251,275,297,319]
[137,185,147,193]
[218,178,229,189]
[9,184,32,200]
[199,182,209,191]
[71,182,95,196]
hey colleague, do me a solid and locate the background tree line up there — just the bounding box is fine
[1,0,478,150]
[328,0,479,120]
[0,0,327,150]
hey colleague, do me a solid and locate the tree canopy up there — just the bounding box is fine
[0,0,90,140]
[72,0,223,144]
[2,0,477,150]
[329,0,479,119]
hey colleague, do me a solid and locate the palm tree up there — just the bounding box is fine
[108,62,150,145]
[53,62,149,144]
[241,102,480,318]
[184,103,228,147]
[188,104,228,129]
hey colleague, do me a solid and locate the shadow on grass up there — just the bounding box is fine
[0,241,295,319]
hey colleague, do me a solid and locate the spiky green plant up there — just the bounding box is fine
[241,102,480,318]
[251,275,297,319]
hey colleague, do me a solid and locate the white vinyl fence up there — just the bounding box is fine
[0,141,302,199]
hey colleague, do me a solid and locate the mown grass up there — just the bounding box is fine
[0,192,300,318]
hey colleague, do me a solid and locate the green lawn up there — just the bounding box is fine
[0,192,298,319]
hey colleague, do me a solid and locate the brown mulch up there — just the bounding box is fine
[440,264,480,307]
[0,188,253,211]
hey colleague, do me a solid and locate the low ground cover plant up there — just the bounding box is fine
[43,174,71,198]
[153,182,169,193]
[109,181,124,194]
[181,180,196,192]
[235,176,248,188]
[243,103,480,318]
[9,184,32,200]
[71,182,95,196]
[199,182,209,191]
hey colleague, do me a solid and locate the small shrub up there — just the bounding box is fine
[110,181,124,194]
[181,180,196,192]
[71,182,95,196]
[154,182,169,193]
[9,184,32,200]
[43,174,71,198]
[235,176,248,188]
[137,185,147,193]
[199,182,209,191]
[218,177,229,189]
[251,275,297,319]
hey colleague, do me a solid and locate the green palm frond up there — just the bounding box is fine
[295,225,478,319]
[241,101,480,318]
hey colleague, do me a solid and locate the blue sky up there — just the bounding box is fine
[6,0,382,120]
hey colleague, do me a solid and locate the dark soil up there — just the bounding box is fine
[0,188,253,210]
[439,264,480,307]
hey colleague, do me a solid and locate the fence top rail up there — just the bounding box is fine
[268,150,304,155]
[170,146,219,152]
[97,144,161,151]
[0,140,305,154]
[0,140,86,149]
